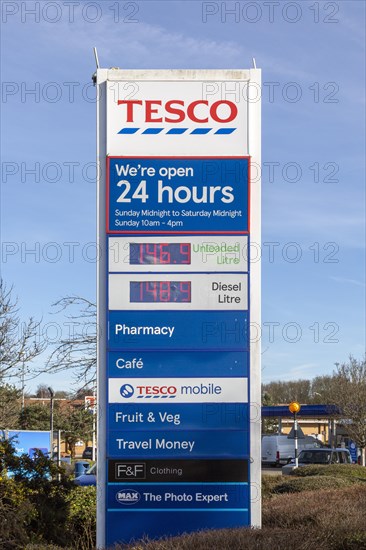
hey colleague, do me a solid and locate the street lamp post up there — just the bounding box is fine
[21,360,25,411]
[48,387,54,457]
[92,386,96,462]
[289,401,301,469]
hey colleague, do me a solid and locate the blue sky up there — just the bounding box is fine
[1,0,365,393]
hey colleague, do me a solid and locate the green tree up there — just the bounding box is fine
[19,399,94,456]
[19,403,50,431]
[0,437,76,548]
[0,384,22,430]
[261,391,279,433]
[56,404,93,457]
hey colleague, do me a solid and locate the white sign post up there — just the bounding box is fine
[96,68,261,547]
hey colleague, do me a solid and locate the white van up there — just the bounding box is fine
[261,434,323,466]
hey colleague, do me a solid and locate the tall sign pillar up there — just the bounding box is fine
[96,69,261,547]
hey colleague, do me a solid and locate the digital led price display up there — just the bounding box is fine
[130,243,191,265]
[130,281,191,303]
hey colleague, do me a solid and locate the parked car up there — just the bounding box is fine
[82,446,96,459]
[262,434,323,466]
[74,462,97,486]
[282,447,352,475]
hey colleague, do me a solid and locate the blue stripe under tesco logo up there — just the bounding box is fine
[118,127,237,135]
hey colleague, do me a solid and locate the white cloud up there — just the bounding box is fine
[330,276,365,287]
[41,16,243,68]
[262,362,324,382]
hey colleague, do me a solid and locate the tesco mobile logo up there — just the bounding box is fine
[116,100,238,136]
[120,384,134,398]
[119,383,177,399]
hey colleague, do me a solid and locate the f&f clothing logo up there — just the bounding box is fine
[115,463,146,480]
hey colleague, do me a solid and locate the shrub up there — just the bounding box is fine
[341,532,366,550]
[262,465,366,497]
[120,527,323,550]
[261,474,283,498]
[119,485,366,550]
[64,486,96,550]
[25,546,65,550]
[289,464,366,480]
[263,485,366,547]
[0,437,96,549]
[0,478,96,550]
[270,474,354,494]
[0,478,35,548]
[2,435,365,550]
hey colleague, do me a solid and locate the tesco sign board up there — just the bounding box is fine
[106,75,249,156]
[97,68,261,547]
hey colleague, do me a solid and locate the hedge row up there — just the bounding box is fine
[0,478,96,549]
[1,450,365,550]
[122,484,366,550]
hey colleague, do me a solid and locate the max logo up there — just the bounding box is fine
[117,100,238,135]
[116,490,141,505]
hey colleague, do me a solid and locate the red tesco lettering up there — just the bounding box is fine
[136,385,177,396]
[117,100,237,124]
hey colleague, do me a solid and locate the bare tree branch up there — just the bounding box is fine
[0,279,45,380]
[328,355,366,464]
[45,296,97,386]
